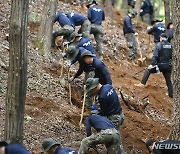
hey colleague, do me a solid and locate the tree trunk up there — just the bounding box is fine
[170,0,180,140]
[135,0,142,21]
[164,0,170,27]
[156,0,162,17]
[105,0,113,23]
[5,0,29,143]
[38,0,57,58]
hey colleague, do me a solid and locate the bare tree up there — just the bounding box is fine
[164,0,170,26]
[170,0,180,140]
[134,0,142,20]
[5,0,29,143]
[38,0,57,58]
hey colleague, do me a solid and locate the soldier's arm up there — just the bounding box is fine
[88,9,92,21]
[85,117,92,137]
[126,17,135,33]
[74,65,84,78]
[151,44,161,65]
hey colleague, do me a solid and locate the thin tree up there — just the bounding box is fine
[5,0,29,143]
[38,0,57,59]
[170,0,180,140]
[164,0,170,26]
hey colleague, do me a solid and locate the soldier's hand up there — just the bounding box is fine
[135,32,138,36]
[148,64,155,69]
[68,76,75,83]
[147,26,152,30]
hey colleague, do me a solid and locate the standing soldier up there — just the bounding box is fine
[87,0,105,59]
[66,12,91,38]
[135,33,173,98]
[79,110,124,154]
[140,0,154,25]
[167,22,173,42]
[147,18,166,44]
[52,12,74,47]
[123,10,138,60]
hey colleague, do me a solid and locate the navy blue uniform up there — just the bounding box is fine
[54,13,73,27]
[88,5,105,25]
[147,23,166,43]
[66,12,87,26]
[153,140,180,154]
[74,57,112,85]
[141,40,173,97]
[5,144,30,154]
[86,115,115,137]
[77,37,96,55]
[168,28,173,42]
[98,84,122,116]
[55,146,77,154]
[123,15,135,35]
[140,0,153,15]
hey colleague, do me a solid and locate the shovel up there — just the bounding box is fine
[136,35,146,66]
[79,86,87,128]
[59,42,68,85]
[68,68,73,105]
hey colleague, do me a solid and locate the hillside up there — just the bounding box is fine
[0,1,173,154]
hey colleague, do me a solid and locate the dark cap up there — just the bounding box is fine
[146,139,156,149]
[81,50,95,58]
[160,33,167,38]
[167,22,173,29]
[42,138,60,152]
[85,78,99,93]
[66,45,79,60]
[70,32,82,43]
[152,17,163,23]
[128,10,137,17]
[86,0,97,8]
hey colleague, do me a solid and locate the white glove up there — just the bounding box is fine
[65,61,72,68]
[60,53,66,59]
[68,76,75,83]
[148,64,155,69]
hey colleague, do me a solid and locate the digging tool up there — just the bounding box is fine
[136,35,146,66]
[79,86,87,128]
[58,41,68,85]
[132,67,147,78]
[68,68,73,105]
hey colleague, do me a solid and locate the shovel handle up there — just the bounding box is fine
[79,86,86,128]
[68,69,73,105]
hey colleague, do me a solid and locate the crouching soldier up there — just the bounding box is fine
[146,139,180,154]
[79,108,124,154]
[42,138,77,154]
[135,33,173,98]
[0,141,30,154]
[66,12,91,38]
[85,78,124,130]
[52,12,74,47]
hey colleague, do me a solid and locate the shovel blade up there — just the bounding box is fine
[59,76,66,85]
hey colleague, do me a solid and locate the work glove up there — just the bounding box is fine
[68,76,75,83]
[64,60,72,68]
[148,64,155,70]
[59,53,67,59]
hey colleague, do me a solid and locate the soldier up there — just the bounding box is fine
[79,109,124,154]
[85,78,124,130]
[87,0,105,59]
[140,0,154,25]
[42,138,77,154]
[70,32,96,55]
[147,18,166,43]
[167,22,173,42]
[123,10,138,60]
[0,141,30,154]
[146,139,180,154]
[135,33,173,98]
[66,12,91,38]
[52,12,74,47]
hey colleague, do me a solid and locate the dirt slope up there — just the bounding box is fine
[0,1,173,154]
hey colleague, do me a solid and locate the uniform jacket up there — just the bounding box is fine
[123,15,135,35]
[54,13,73,27]
[66,12,87,26]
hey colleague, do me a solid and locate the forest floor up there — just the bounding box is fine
[0,1,173,154]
